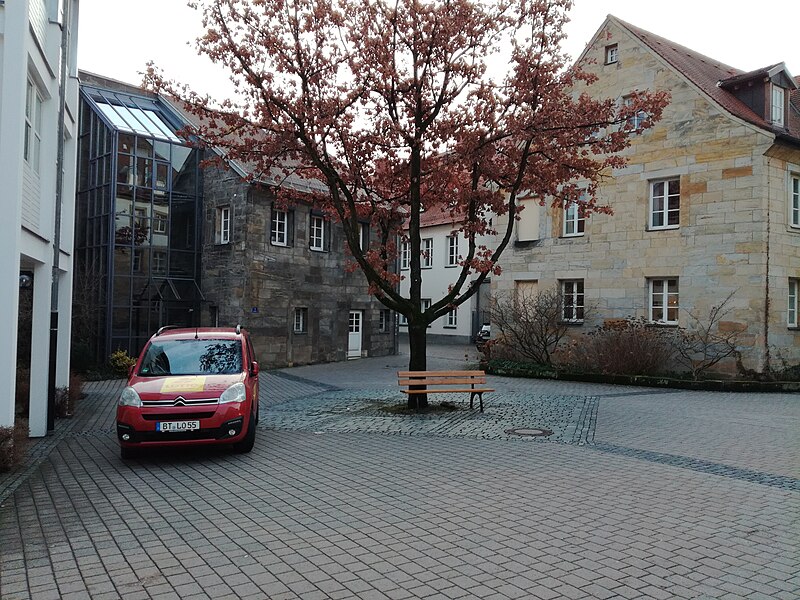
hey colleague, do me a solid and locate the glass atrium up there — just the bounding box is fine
[75,84,203,362]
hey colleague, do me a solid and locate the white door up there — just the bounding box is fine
[348,310,362,359]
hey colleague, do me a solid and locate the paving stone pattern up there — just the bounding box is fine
[1,345,799,599]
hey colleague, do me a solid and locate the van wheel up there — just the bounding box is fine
[233,414,256,453]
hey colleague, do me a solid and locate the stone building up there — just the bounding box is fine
[74,73,396,368]
[493,16,800,374]
[201,162,396,367]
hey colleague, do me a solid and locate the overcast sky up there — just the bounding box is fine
[77,0,799,98]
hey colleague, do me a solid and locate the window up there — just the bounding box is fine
[789,279,798,327]
[649,179,680,229]
[516,197,540,242]
[216,206,231,244]
[772,85,785,127]
[398,312,408,326]
[359,222,369,251]
[293,308,308,333]
[563,203,585,237]
[400,240,410,270]
[271,208,292,246]
[421,299,431,312]
[605,44,618,65]
[422,238,433,268]
[623,95,647,129]
[446,308,458,328]
[790,174,799,228]
[153,250,167,274]
[24,79,43,172]
[153,213,168,234]
[309,215,326,251]
[561,280,584,322]
[132,249,142,273]
[379,310,390,333]
[649,278,679,324]
[446,235,459,267]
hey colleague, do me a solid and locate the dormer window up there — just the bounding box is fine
[771,85,785,127]
[605,44,618,65]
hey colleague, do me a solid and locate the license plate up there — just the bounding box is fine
[156,420,200,432]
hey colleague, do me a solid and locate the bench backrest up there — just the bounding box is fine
[398,370,487,386]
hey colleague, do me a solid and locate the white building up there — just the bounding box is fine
[0,0,80,437]
[399,210,492,343]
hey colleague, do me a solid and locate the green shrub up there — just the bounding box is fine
[109,349,136,378]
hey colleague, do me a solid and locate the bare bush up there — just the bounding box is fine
[675,292,742,379]
[490,286,577,366]
[0,419,29,473]
[560,317,677,376]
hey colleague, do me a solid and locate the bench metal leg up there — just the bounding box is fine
[469,392,484,412]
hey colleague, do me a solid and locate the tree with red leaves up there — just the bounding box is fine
[147,0,668,398]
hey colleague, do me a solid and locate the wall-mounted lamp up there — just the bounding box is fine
[19,271,33,289]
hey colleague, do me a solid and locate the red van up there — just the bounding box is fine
[116,326,259,459]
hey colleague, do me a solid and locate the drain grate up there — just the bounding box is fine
[505,427,554,437]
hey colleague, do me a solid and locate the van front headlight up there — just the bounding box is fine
[119,387,142,407]
[219,382,246,404]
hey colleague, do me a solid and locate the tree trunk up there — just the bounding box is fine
[407,321,428,410]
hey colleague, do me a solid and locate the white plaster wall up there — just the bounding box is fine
[0,0,79,433]
[399,222,493,341]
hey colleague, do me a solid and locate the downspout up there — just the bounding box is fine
[763,156,771,374]
[47,0,72,432]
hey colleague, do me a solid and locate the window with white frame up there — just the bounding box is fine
[772,85,785,127]
[605,44,618,65]
[623,95,647,129]
[359,222,369,251]
[789,279,798,327]
[24,79,43,173]
[400,240,410,270]
[293,307,308,333]
[271,208,290,246]
[153,212,168,234]
[446,308,458,328]
[398,312,408,326]
[446,235,459,267]
[563,203,585,237]
[153,250,167,274]
[561,280,584,322]
[649,179,680,229]
[422,238,433,268]
[216,206,231,244]
[649,278,679,324]
[790,174,799,228]
[309,215,326,251]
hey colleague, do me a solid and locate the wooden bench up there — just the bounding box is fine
[397,370,494,412]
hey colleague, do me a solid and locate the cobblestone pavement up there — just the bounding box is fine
[1,345,798,599]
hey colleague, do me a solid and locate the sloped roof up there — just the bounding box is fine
[608,16,800,143]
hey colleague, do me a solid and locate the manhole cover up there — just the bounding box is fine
[505,427,553,437]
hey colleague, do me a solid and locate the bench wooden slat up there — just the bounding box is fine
[398,370,485,377]
[398,378,487,386]
[400,388,494,394]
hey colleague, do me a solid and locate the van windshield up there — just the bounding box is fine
[138,340,243,376]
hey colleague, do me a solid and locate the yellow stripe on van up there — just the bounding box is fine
[161,376,207,393]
